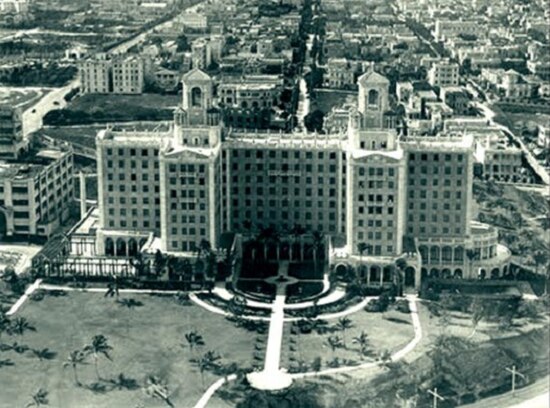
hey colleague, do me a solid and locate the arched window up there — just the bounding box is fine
[191,87,202,107]
[368,89,379,106]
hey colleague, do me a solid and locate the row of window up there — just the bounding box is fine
[228,150,339,160]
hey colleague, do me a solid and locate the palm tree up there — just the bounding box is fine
[143,375,174,407]
[25,389,48,407]
[130,252,149,278]
[336,317,354,347]
[195,350,221,389]
[466,249,477,278]
[63,350,88,386]
[83,335,113,380]
[324,335,343,357]
[153,250,167,276]
[183,331,205,356]
[9,317,36,336]
[311,230,324,275]
[394,258,407,296]
[352,331,369,359]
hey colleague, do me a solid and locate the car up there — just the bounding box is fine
[53,101,60,105]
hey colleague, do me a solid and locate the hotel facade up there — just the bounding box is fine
[94,69,510,288]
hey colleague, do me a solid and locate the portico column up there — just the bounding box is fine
[379,267,383,285]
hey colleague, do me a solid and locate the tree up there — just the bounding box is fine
[352,331,369,359]
[336,317,354,347]
[63,350,88,386]
[9,317,36,336]
[466,249,478,277]
[325,335,343,356]
[195,350,221,389]
[130,252,149,277]
[469,299,485,338]
[394,258,407,297]
[183,331,205,357]
[153,250,167,276]
[175,34,190,52]
[25,389,48,407]
[84,335,113,380]
[304,109,324,133]
[143,375,174,407]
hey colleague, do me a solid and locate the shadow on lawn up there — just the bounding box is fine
[383,316,411,325]
[84,373,140,394]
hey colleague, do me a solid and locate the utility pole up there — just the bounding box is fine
[427,388,444,408]
[505,365,525,395]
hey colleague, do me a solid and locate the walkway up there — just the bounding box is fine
[7,279,42,316]
[247,262,294,390]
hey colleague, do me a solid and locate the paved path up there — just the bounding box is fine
[7,279,42,316]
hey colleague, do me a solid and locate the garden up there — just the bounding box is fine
[0,290,263,408]
[280,301,415,373]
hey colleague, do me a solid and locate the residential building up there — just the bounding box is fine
[428,60,460,87]
[324,59,358,90]
[80,54,146,95]
[191,39,212,70]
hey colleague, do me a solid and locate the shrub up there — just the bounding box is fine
[394,299,410,314]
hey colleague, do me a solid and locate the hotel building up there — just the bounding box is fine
[93,69,511,287]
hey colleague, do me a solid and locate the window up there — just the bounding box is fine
[191,87,202,107]
[368,89,379,106]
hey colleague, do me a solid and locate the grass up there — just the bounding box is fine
[0,291,262,408]
[313,89,356,114]
[281,306,414,370]
[0,88,46,111]
[69,93,180,113]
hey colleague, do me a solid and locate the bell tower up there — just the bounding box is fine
[182,68,213,126]
[357,67,390,129]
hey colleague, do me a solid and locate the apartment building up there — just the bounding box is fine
[93,69,510,287]
[0,148,74,238]
[428,60,460,87]
[80,55,146,95]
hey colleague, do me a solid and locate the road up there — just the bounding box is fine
[461,377,550,408]
[20,0,206,138]
[107,0,205,55]
[21,79,80,136]
[296,78,310,129]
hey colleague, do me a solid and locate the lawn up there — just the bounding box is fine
[313,89,356,115]
[44,93,180,125]
[0,291,262,408]
[69,93,181,112]
[280,306,414,371]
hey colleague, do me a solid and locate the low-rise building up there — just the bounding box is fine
[428,60,460,87]
[324,58,358,90]
[0,147,74,238]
